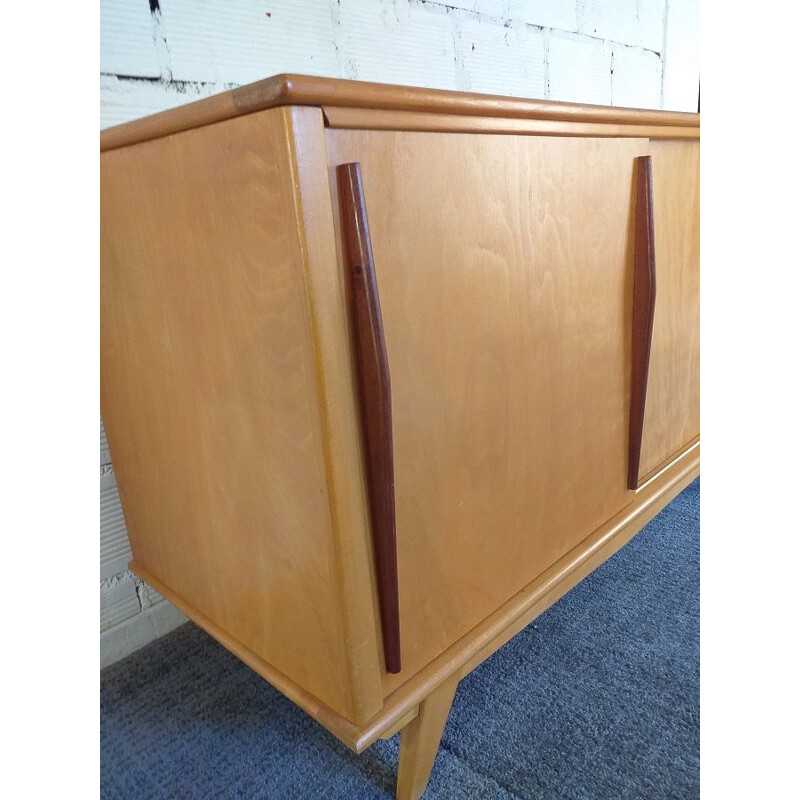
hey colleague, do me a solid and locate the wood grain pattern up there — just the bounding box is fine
[396,672,460,800]
[638,140,700,479]
[101,106,382,724]
[326,129,647,695]
[130,443,698,755]
[337,162,401,674]
[100,72,700,151]
[323,106,700,140]
[628,156,657,490]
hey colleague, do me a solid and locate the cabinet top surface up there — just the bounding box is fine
[100,73,700,152]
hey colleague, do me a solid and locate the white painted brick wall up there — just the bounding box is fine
[335,1,458,88]
[99,0,700,667]
[100,0,161,78]
[548,33,612,104]
[612,44,663,108]
[99,465,131,579]
[425,1,578,33]
[662,0,700,111]
[99,74,225,129]
[161,0,340,84]
[100,415,110,467]
[451,15,546,97]
[579,0,666,52]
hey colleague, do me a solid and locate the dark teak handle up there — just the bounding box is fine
[628,155,657,490]
[337,162,401,674]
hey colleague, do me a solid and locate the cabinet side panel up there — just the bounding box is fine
[100,108,356,720]
[639,139,700,479]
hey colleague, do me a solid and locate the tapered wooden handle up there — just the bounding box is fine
[337,162,401,674]
[628,155,657,490]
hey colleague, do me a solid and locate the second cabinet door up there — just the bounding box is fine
[327,129,646,687]
[637,139,700,483]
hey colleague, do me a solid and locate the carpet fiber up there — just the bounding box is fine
[101,479,699,799]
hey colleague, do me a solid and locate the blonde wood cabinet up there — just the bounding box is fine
[101,75,700,800]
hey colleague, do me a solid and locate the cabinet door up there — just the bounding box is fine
[638,140,700,482]
[327,130,644,688]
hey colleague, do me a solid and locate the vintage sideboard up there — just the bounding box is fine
[100,74,699,799]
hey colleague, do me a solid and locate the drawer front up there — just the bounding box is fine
[637,140,700,482]
[327,129,647,689]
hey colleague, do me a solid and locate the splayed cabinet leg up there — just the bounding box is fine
[396,673,460,800]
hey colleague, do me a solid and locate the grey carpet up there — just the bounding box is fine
[101,478,699,799]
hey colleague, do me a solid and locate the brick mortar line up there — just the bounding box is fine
[100,71,237,90]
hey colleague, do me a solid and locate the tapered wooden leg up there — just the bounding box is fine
[396,673,460,800]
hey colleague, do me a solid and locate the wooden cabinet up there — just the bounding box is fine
[101,75,700,800]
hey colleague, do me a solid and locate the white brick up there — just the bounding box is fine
[579,0,665,52]
[548,34,612,105]
[612,46,662,109]
[422,1,578,32]
[100,467,131,579]
[160,0,339,84]
[138,582,167,609]
[100,0,161,78]
[100,415,110,467]
[101,599,187,668]
[100,74,224,129]
[456,17,546,96]
[335,0,457,89]
[662,0,700,111]
[100,573,140,632]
